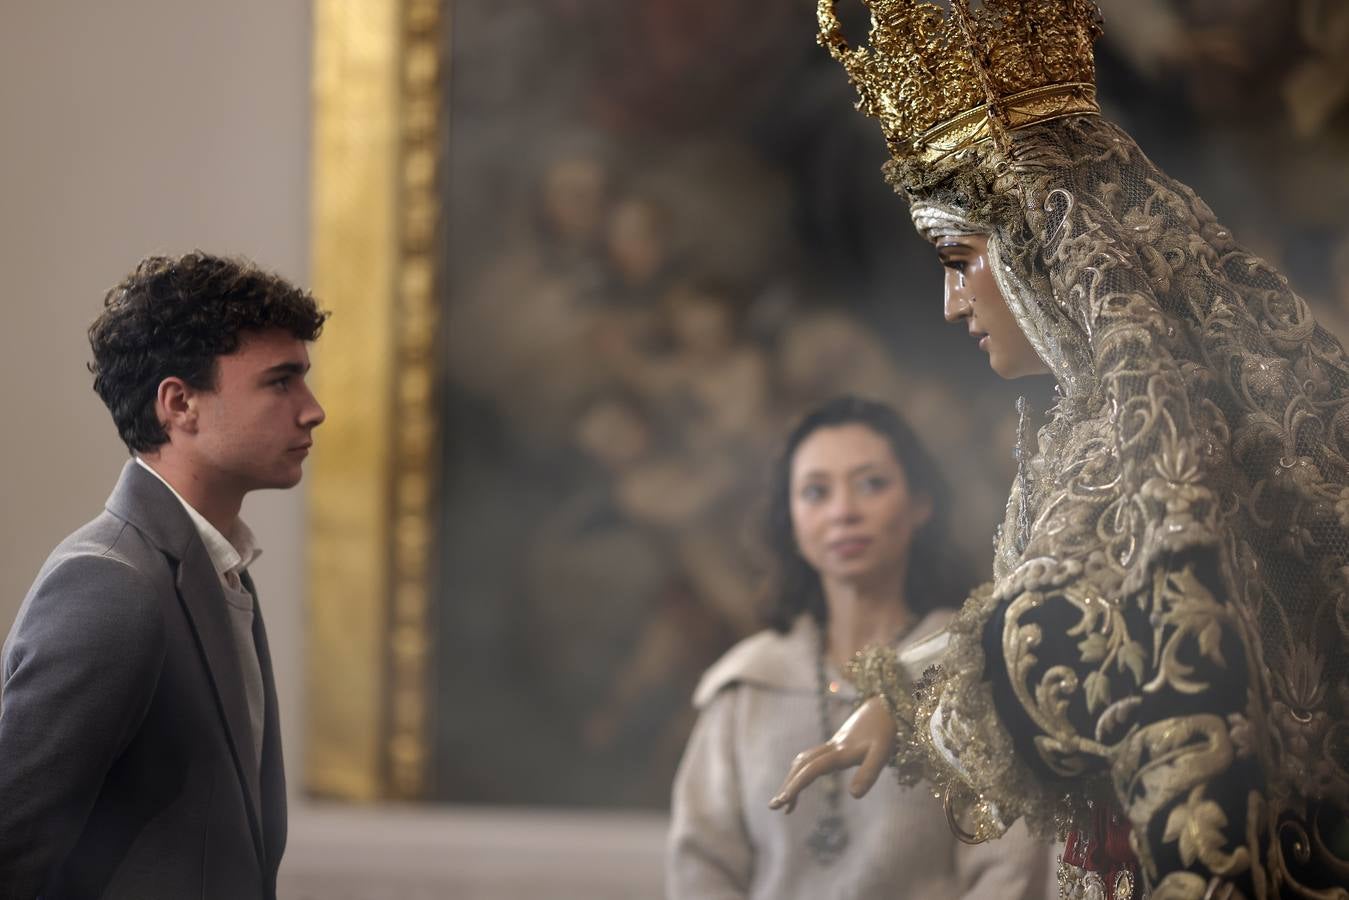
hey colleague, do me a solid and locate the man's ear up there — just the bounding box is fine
[156,376,199,437]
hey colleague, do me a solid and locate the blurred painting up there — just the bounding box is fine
[429,0,1349,808]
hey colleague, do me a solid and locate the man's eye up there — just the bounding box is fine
[272,377,291,390]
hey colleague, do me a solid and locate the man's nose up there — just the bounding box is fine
[300,387,326,428]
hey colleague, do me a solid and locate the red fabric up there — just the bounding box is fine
[1061,803,1140,899]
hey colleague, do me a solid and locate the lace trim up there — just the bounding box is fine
[849,581,1107,844]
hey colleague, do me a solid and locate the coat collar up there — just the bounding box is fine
[105,459,200,562]
[132,457,260,580]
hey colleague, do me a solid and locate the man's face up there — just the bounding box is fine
[187,328,325,492]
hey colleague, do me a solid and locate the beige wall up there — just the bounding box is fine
[0,0,312,782]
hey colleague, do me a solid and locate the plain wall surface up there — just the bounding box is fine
[0,0,312,787]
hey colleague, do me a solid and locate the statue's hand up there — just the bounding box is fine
[768,695,897,813]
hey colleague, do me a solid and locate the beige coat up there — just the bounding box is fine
[666,611,1051,900]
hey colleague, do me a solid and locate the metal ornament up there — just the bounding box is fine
[810,631,851,866]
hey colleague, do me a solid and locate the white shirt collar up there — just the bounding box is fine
[134,457,261,579]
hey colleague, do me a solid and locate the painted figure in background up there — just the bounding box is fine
[436,0,1025,806]
[772,2,1349,899]
[669,396,1048,899]
[0,254,326,899]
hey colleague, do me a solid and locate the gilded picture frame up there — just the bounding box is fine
[306,0,444,801]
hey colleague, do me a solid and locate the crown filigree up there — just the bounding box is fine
[818,0,1104,164]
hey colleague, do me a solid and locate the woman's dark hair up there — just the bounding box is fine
[760,394,972,632]
[88,252,329,453]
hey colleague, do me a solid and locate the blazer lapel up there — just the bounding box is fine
[243,570,288,876]
[106,461,267,865]
[175,538,267,863]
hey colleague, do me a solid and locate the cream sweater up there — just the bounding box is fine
[666,611,1051,900]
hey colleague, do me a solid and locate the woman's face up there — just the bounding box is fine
[936,234,1048,379]
[790,424,931,588]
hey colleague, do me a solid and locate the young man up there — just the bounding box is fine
[0,252,327,899]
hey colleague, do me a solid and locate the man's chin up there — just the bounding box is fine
[253,467,305,491]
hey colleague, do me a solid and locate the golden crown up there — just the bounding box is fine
[818,0,1104,164]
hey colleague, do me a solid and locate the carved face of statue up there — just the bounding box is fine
[789,424,931,590]
[935,233,1048,379]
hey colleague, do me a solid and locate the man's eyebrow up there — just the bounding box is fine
[261,361,309,377]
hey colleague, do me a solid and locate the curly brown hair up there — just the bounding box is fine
[88,252,329,453]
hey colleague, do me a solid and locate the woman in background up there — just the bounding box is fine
[667,395,1047,899]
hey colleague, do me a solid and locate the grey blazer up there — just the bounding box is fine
[0,461,286,899]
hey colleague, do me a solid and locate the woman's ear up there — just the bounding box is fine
[913,492,934,530]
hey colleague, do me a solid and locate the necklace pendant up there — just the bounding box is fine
[807,813,850,866]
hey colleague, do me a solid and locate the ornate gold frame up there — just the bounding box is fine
[306,0,444,801]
